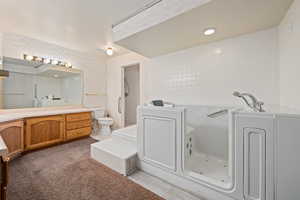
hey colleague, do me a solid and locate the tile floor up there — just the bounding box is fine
[129,170,206,200]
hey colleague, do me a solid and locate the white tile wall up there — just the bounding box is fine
[107,28,279,128]
[279,0,300,109]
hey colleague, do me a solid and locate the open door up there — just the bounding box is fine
[120,64,140,127]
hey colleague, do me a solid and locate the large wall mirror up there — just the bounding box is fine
[0,57,83,109]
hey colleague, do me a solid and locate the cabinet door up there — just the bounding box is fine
[0,157,8,200]
[25,115,65,150]
[0,121,24,160]
[141,116,176,172]
[243,128,266,200]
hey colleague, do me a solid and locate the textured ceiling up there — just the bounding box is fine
[0,0,152,55]
[115,0,294,57]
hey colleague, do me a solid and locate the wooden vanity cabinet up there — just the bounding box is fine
[65,112,92,141]
[25,115,65,151]
[0,157,8,200]
[0,121,24,160]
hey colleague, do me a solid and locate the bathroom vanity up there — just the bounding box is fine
[0,106,96,199]
[137,105,300,200]
[0,108,93,159]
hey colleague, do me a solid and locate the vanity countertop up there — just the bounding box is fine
[0,106,103,158]
[0,106,102,156]
[0,105,103,123]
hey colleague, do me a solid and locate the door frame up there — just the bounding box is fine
[120,63,140,128]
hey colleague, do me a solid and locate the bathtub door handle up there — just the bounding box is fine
[118,97,122,114]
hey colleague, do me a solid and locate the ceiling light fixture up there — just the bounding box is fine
[43,58,51,64]
[24,54,34,61]
[23,54,72,68]
[204,28,216,36]
[106,47,114,56]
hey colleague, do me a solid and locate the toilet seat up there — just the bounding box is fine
[97,117,113,123]
[97,117,114,136]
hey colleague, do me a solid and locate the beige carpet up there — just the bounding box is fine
[7,138,164,200]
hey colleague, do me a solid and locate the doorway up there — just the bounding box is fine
[121,64,140,127]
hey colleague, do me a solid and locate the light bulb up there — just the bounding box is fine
[204,28,216,36]
[43,58,51,64]
[65,62,72,68]
[24,55,34,61]
[106,48,114,56]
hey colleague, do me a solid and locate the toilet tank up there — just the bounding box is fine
[92,109,106,119]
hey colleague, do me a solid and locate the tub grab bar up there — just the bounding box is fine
[207,109,228,118]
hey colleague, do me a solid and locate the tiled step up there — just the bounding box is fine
[91,137,137,176]
[112,125,137,143]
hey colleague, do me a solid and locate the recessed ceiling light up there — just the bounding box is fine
[106,47,114,56]
[54,74,59,78]
[204,28,216,36]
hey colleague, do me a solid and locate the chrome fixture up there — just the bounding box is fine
[118,97,122,114]
[233,91,265,112]
[207,109,228,118]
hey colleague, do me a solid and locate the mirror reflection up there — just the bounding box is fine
[1,57,83,109]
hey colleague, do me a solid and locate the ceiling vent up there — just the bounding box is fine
[112,0,211,42]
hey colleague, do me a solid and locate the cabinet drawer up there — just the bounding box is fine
[67,120,91,130]
[66,112,91,122]
[66,127,91,140]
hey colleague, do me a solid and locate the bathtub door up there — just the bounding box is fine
[138,106,183,173]
[142,116,176,171]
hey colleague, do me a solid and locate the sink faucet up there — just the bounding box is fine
[233,91,265,112]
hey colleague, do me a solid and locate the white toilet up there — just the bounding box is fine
[97,117,114,135]
[92,109,114,139]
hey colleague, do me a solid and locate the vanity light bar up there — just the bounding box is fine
[112,0,163,28]
[23,54,72,68]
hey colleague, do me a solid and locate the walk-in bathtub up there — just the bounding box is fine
[182,105,236,189]
[137,104,300,200]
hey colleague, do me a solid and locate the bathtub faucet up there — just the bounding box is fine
[233,91,265,112]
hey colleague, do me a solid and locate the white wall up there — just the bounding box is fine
[107,28,279,128]
[143,28,279,106]
[279,0,300,109]
[106,53,147,128]
[1,33,107,108]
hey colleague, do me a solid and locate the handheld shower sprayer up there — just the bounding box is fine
[233,91,265,112]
